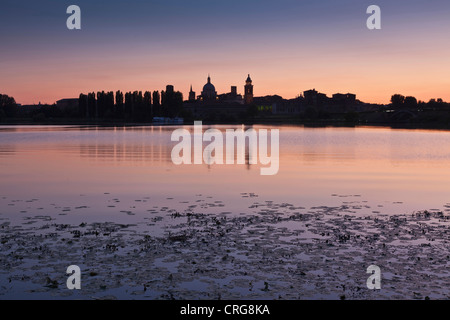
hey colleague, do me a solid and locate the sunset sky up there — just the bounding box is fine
[1,0,450,105]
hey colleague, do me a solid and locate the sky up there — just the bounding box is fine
[1,0,450,105]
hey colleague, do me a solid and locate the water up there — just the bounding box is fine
[1,124,450,219]
[2,125,450,299]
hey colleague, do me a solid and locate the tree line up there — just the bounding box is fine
[79,89,186,122]
[390,94,450,110]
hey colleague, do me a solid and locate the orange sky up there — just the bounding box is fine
[2,1,450,105]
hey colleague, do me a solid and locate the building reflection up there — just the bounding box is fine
[78,126,255,170]
[0,145,16,157]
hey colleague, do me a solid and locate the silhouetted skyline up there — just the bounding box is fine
[2,0,450,105]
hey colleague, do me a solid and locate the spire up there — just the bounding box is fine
[190,84,193,92]
[246,74,252,83]
[207,74,211,83]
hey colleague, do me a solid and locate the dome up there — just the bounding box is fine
[202,76,216,92]
[201,75,217,101]
[203,83,215,92]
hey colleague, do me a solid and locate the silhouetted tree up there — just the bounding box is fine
[97,91,114,118]
[104,91,114,118]
[391,94,405,109]
[153,91,161,116]
[0,94,17,118]
[124,92,133,120]
[144,91,152,120]
[95,92,102,118]
[79,94,88,117]
[160,90,166,116]
[87,92,96,118]
[162,90,183,118]
[74,85,183,122]
[116,90,124,118]
[404,96,418,109]
[132,91,145,121]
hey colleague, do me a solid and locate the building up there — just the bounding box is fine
[16,104,43,116]
[244,74,254,105]
[332,93,356,102]
[200,75,217,102]
[186,74,250,106]
[332,93,357,111]
[184,74,251,119]
[303,89,329,107]
[188,85,196,102]
[217,86,244,104]
[56,98,79,112]
[271,98,304,115]
[166,85,174,94]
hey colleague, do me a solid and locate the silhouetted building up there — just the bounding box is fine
[332,93,356,104]
[201,75,217,102]
[56,98,79,112]
[244,74,254,105]
[188,85,196,102]
[271,96,305,115]
[184,75,253,118]
[217,86,244,104]
[184,74,253,118]
[16,104,42,116]
[166,85,174,94]
[304,89,329,107]
[331,93,357,112]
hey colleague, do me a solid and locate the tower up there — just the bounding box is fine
[166,85,174,94]
[244,74,253,105]
[189,85,196,102]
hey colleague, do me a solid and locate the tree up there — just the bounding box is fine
[0,94,17,118]
[152,91,161,116]
[162,90,183,118]
[96,91,103,118]
[404,96,418,109]
[87,92,96,119]
[391,94,405,109]
[79,93,88,117]
[124,92,133,120]
[160,90,166,116]
[105,91,114,118]
[132,91,144,121]
[115,90,124,118]
[144,91,152,120]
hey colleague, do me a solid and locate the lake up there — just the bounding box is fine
[1,125,450,299]
[1,125,450,219]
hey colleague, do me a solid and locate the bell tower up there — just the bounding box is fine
[188,85,196,102]
[244,74,253,105]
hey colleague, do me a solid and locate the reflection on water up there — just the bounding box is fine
[3,125,450,300]
[1,125,450,216]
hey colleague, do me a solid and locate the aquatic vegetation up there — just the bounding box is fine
[0,194,449,300]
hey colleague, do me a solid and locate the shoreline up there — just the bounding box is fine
[1,118,450,131]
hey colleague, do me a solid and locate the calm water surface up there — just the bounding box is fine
[1,125,450,223]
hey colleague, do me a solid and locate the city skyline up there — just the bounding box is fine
[2,0,450,105]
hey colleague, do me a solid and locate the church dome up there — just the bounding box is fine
[201,75,217,101]
[203,76,216,92]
